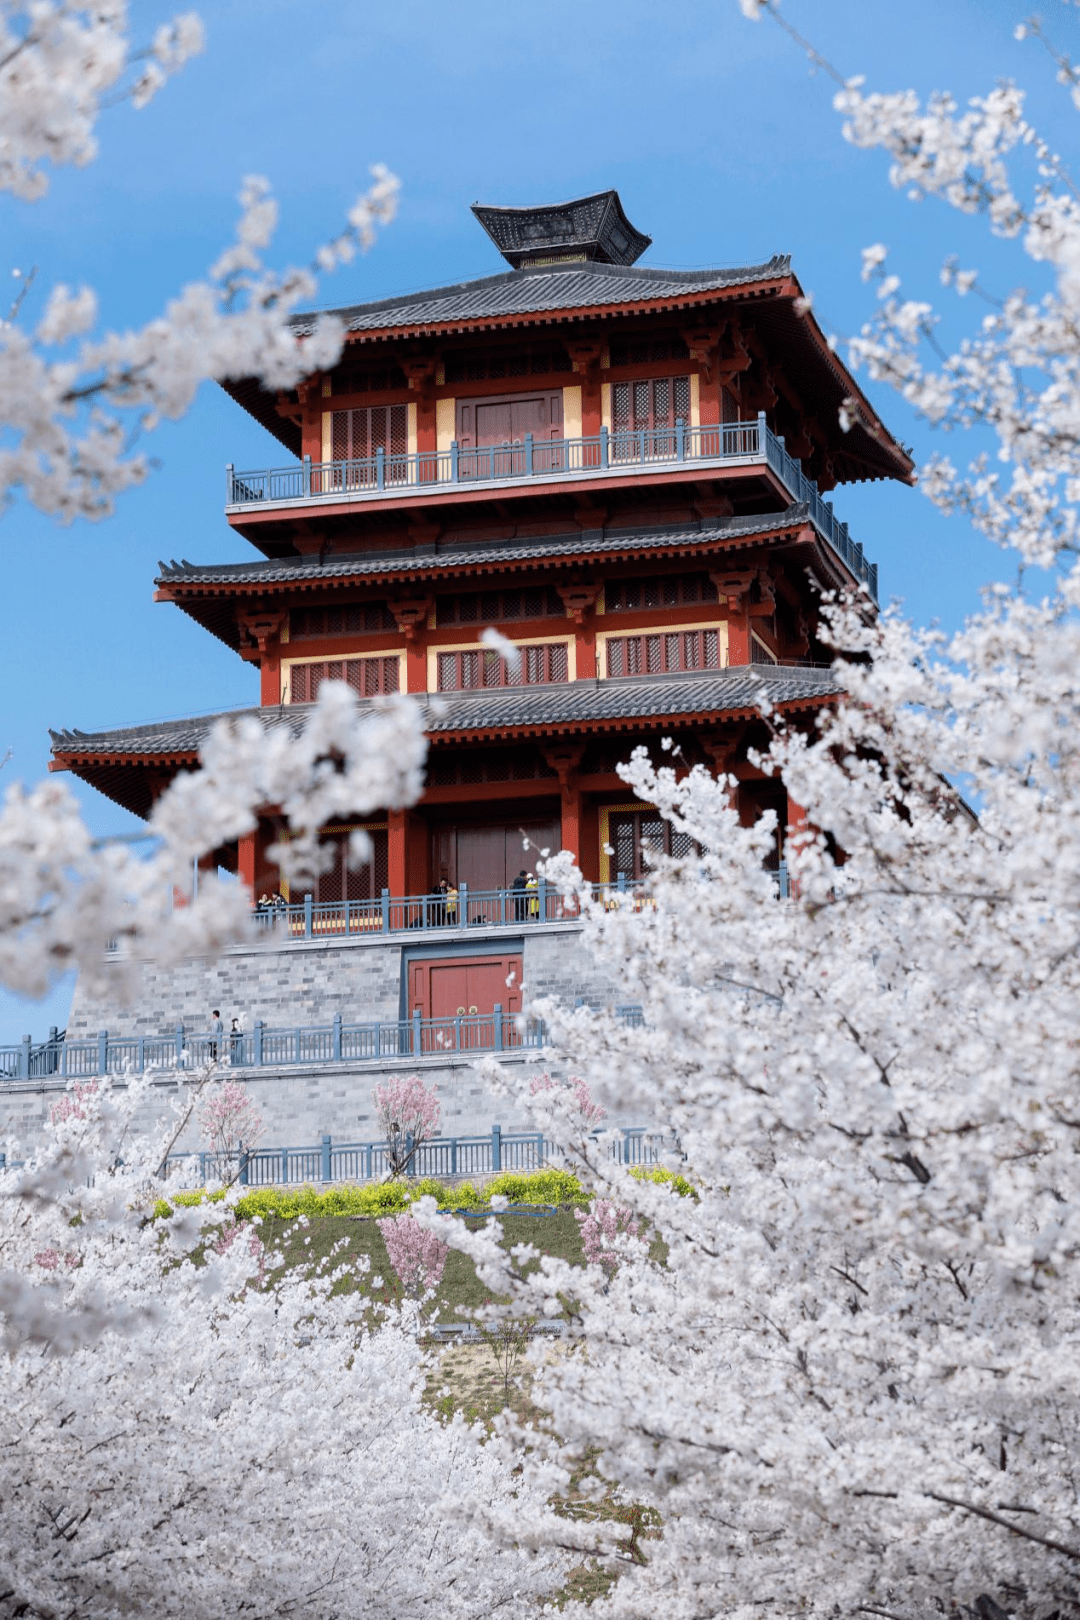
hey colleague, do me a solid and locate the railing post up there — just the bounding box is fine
[450,439,459,482]
[226,462,234,502]
[451,1136,458,1178]
[454,1011,462,1052]
[302,453,311,497]
[365,1143,373,1181]
[406,1130,415,1177]
[97,1029,108,1077]
[381,887,391,932]
[321,1134,332,1183]
[304,892,313,939]
[618,871,628,893]
[623,1128,631,1165]
[254,1020,264,1066]
[524,432,534,476]
[458,881,467,926]
[239,1141,249,1187]
[176,1024,184,1066]
[638,427,646,465]
[137,1035,145,1074]
[281,1146,289,1185]
[376,445,385,490]
[599,423,609,468]
[493,1003,503,1052]
[332,1012,342,1062]
[757,409,766,452]
[676,416,685,462]
[413,1007,422,1056]
[499,886,507,925]
[537,874,547,921]
[492,1123,502,1174]
[18,1035,30,1080]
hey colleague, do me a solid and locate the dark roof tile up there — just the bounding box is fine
[290,255,792,337]
[50,665,842,758]
[157,507,811,587]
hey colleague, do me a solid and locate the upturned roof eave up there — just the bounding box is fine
[154,517,819,597]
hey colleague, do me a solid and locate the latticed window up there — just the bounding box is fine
[290,603,397,638]
[437,642,569,692]
[605,629,722,678]
[609,809,698,882]
[329,406,408,486]
[289,657,400,703]
[611,375,692,462]
[605,574,716,613]
[436,586,564,626]
[315,827,389,905]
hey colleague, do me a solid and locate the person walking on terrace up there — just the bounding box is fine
[209,1010,224,1061]
[512,869,528,922]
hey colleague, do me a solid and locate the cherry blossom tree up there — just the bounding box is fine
[373,1074,441,1178]
[574,1200,640,1279]
[405,13,1080,1618]
[378,1213,449,1299]
[0,1,398,523]
[199,1078,264,1183]
[0,1077,571,1616]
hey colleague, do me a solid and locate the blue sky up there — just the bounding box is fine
[0,0,1069,1042]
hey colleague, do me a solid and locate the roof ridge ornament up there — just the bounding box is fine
[470,189,651,269]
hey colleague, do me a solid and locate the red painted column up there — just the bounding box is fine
[388,808,409,896]
[560,783,582,863]
[260,643,281,705]
[576,621,597,680]
[406,636,427,693]
[238,830,257,897]
[725,605,751,665]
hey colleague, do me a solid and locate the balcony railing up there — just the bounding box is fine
[0,1002,645,1083]
[227,415,878,602]
[250,876,645,942]
[0,1123,667,1185]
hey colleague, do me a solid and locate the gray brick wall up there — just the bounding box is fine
[27,922,632,1165]
[0,1049,589,1163]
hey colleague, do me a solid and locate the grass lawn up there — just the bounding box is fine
[257,1205,589,1323]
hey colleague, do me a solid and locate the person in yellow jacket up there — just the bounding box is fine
[526,871,539,920]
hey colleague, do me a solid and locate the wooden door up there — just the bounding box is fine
[407,952,523,1049]
[430,818,560,892]
[458,392,563,448]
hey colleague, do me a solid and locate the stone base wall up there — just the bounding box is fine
[66,922,622,1039]
[3,922,627,1164]
[0,1047,571,1163]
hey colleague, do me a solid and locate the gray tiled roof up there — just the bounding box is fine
[157,508,811,587]
[290,255,792,337]
[50,665,841,758]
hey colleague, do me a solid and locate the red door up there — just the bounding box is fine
[457,391,563,475]
[430,819,560,893]
[407,953,523,1050]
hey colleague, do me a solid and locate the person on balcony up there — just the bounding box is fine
[446,882,459,926]
[526,872,539,920]
[513,869,529,921]
[209,1010,224,1060]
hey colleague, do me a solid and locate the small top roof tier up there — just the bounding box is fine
[471,189,651,268]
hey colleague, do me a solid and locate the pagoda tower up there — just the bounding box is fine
[45,191,912,1135]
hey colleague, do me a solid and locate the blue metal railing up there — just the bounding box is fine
[156,1121,664,1189]
[0,1003,647,1083]
[250,876,647,942]
[226,416,877,601]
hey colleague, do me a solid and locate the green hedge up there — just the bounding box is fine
[152,1163,695,1222]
